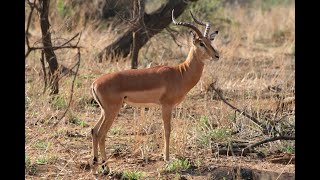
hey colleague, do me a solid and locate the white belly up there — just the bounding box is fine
[123,101,160,107]
[123,87,165,107]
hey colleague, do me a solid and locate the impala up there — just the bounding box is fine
[90,9,220,170]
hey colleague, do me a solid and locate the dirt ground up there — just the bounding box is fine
[25,98,294,179]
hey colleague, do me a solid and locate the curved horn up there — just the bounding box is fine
[172,9,203,38]
[190,11,211,38]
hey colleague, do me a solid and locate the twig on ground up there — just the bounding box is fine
[210,81,265,130]
[210,82,295,152]
[210,81,285,136]
[244,135,295,150]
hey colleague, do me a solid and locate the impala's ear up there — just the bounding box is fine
[209,31,218,41]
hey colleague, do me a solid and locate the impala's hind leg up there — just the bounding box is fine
[97,102,122,171]
[91,111,104,172]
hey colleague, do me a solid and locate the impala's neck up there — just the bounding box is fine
[177,46,204,90]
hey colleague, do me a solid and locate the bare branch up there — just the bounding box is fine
[53,45,83,50]
[25,1,36,58]
[25,49,32,59]
[210,82,284,136]
[56,55,81,82]
[166,27,182,47]
[40,50,47,94]
[211,82,265,129]
[28,45,83,51]
[59,32,81,47]
[244,136,295,150]
[25,2,34,50]
[27,0,41,12]
[74,32,82,47]
[26,33,83,59]
[52,48,81,128]
[115,11,141,29]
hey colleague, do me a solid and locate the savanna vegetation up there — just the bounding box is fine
[25,0,295,179]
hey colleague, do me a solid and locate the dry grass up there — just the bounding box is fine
[25,1,295,179]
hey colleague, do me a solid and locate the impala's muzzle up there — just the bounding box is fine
[211,49,219,61]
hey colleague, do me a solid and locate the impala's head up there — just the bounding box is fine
[172,9,220,61]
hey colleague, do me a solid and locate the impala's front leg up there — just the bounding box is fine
[162,105,173,161]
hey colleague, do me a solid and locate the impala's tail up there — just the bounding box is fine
[91,82,104,110]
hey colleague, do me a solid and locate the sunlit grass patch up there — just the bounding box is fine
[195,116,232,147]
[110,127,122,135]
[164,159,191,173]
[50,95,67,110]
[122,170,144,180]
[35,155,58,165]
[32,140,50,150]
[68,115,89,127]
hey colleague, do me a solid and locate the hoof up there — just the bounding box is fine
[92,157,98,165]
[99,164,110,175]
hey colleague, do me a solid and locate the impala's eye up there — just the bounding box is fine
[199,42,205,47]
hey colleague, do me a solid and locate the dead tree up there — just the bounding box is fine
[39,0,59,94]
[97,0,191,62]
[26,0,82,96]
[131,0,145,69]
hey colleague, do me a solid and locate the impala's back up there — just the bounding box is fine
[92,63,193,107]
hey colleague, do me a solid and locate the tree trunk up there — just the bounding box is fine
[98,0,189,62]
[131,0,145,69]
[39,0,59,94]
